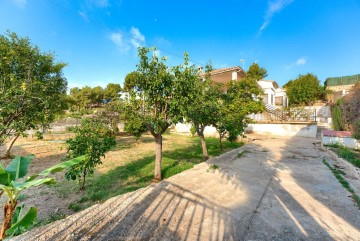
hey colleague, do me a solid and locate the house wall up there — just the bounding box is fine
[246,123,318,138]
[211,71,244,85]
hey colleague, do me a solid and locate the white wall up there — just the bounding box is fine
[246,123,318,138]
[174,123,219,137]
[322,136,360,149]
[176,123,318,138]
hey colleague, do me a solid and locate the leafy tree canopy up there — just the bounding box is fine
[123,47,196,180]
[284,73,323,106]
[246,63,268,81]
[0,31,67,144]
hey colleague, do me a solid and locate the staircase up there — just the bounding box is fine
[317,123,332,138]
[265,104,288,121]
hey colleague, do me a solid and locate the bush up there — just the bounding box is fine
[352,120,360,140]
[65,118,116,190]
[332,105,344,131]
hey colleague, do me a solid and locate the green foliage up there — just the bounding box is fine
[68,202,82,212]
[123,71,141,92]
[322,159,360,208]
[328,145,360,168]
[34,131,43,140]
[190,125,196,137]
[246,63,268,80]
[0,155,84,239]
[0,31,68,145]
[352,120,360,140]
[332,105,344,130]
[122,47,197,179]
[184,62,223,159]
[338,82,360,134]
[285,73,323,106]
[103,83,122,102]
[65,118,116,189]
[73,135,243,206]
[5,207,37,237]
[216,78,264,143]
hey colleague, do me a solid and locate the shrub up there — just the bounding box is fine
[65,118,116,190]
[352,120,360,140]
[332,105,344,131]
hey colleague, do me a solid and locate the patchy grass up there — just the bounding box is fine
[58,134,243,212]
[326,144,360,168]
[323,159,360,208]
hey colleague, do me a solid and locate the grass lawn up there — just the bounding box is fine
[56,133,243,212]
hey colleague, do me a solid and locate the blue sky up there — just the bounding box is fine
[1,0,360,89]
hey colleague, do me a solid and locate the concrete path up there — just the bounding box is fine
[16,136,360,241]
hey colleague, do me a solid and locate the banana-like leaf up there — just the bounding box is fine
[5,155,34,181]
[26,155,85,182]
[12,178,56,191]
[5,207,37,236]
[0,163,6,172]
[0,172,10,186]
[12,205,24,225]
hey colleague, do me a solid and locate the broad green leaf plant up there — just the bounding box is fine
[0,155,84,240]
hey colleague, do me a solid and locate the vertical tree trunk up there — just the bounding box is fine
[219,135,223,151]
[4,134,20,158]
[0,201,17,240]
[154,134,163,181]
[80,169,87,190]
[199,132,209,161]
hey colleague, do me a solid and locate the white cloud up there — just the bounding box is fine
[110,27,146,54]
[79,11,89,22]
[285,56,307,69]
[296,57,306,65]
[11,0,27,8]
[130,27,145,49]
[110,32,130,53]
[258,0,294,35]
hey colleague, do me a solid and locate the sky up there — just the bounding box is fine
[1,0,360,89]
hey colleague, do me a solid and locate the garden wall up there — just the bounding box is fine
[322,130,360,149]
[175,122,318,138]
[246,122,318,138]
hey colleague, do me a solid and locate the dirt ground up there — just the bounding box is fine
[15,134,360,241]
[0,133,201,223]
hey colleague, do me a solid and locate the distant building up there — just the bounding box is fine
[325,74,360,102]
[198,66,288,108]
[199,66,246,91]
[258,80,288,108]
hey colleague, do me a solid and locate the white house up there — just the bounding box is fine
[258,80,288,108]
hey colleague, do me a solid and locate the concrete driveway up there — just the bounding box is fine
[16,135,360,241]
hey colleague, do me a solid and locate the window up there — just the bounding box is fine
[232,71,237,80]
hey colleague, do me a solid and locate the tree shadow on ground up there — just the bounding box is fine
[15,133,360,240]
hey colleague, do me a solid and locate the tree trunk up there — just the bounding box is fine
[80,169,87,190]
[154,134,163,181]
[4,134,20,159]
[0,201,17,240]
[199,132,209,161]
[219,135,223,151]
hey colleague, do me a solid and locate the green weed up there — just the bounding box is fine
[323,159,360,208]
